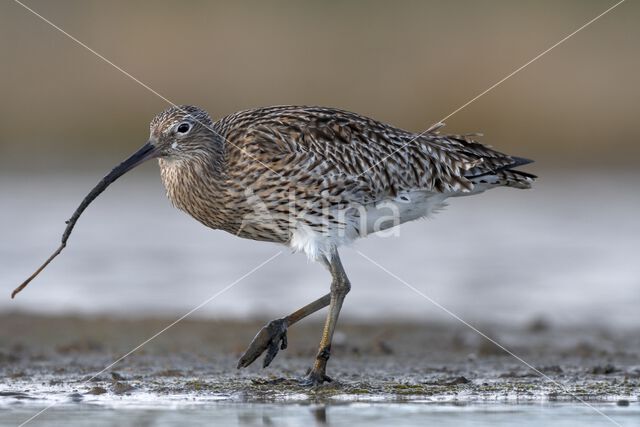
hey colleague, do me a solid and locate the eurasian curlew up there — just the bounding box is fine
[14,105,535,385]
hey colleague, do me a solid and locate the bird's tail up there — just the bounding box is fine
[468,157,537,190]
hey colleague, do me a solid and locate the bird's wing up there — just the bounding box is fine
[217,106,527,201]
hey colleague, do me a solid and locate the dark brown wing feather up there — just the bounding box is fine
[216,106,532,201]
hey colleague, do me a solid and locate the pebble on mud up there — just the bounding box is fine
[111,372,127,381]
[445,376,470,385]
[591,364,617,375]
[68,392,83,402]
[87,386,108,395]
[155,369,184,377]
[112,382,135,395]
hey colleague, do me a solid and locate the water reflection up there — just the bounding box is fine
[311,405,327,424]
[3,402,638,427]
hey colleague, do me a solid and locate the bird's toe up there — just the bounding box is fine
[299,370,333,387]
[237,318,288,369]
[262,328,287,368]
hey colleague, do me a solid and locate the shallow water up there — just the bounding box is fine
[1,171,639,327]
[4,401,639,427]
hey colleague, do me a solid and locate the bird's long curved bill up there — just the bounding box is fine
[11,141,158,299]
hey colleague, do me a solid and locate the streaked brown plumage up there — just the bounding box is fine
[14,104,535,385]
[150,104,535,384]
[155,105,534,252]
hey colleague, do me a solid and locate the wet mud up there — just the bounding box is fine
[1,313,639,406]
[0,314,640,405]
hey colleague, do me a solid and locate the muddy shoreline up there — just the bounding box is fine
[1,313,639,406]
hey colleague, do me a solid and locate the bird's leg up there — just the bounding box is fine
[237,293,331,369]
[302,249,351,386]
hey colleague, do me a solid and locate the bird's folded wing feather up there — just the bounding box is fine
[218,106,522,201]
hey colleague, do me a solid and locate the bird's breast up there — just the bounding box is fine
[158,158,229,230]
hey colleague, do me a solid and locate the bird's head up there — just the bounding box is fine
[85,105,217,190]
[148,105,216,160]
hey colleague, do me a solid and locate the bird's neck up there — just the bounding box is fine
[158,149,228,229]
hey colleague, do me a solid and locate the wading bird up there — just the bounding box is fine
[14,105,535,385]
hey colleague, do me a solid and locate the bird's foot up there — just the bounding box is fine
[298,369,333,387]
[237,318,288,369]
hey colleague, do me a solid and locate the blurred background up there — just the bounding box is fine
[1,0,638,327]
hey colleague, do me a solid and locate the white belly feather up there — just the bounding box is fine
[289,190,458,260]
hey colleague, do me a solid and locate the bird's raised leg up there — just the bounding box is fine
[237,293,331,369]
[303,248,351,386]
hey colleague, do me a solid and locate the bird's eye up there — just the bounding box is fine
[177,123,191,134]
